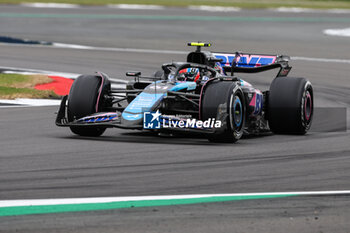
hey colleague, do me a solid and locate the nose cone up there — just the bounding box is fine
[121,112,144,127]
[121,91,165,127]
[122,112,143,121]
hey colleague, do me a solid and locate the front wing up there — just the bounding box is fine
[55,96,218,134]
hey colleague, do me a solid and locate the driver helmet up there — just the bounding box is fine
[177,68,200,82]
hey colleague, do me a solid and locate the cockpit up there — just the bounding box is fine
[162,62,217,84]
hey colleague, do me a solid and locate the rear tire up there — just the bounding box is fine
[68,75,110,137]
[268,77,313,134]
[201,80,245,143]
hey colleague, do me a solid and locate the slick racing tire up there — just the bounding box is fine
[201,80,245,143]
[268,77,313,134]
[67,75,110,137]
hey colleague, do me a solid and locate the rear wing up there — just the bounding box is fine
[212,52,291,77]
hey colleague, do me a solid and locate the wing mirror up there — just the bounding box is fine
[126,71,141,82]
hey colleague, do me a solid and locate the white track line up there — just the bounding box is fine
[324,28,350,37]
[51,42,187,54]
[52,43,350,64]
[292,56,350,64]
[5,43,350,64]
[273,7,350,14]
[52,43,95,50]
[0,98,61,106]
[20,3,79,8]
[0,105,44,108]
[0,68,79,79]
[0,65,80,79]
[188,5,241,12]
[274,7,318,13]
[1,190,350,207]
[2,43,350,65]
[49,44,350,64]
[108,4,165,10]
[0,66,128,83]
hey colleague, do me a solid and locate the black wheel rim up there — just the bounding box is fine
[304,90,312,121]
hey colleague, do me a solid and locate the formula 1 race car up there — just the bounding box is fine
[56,42,314,143]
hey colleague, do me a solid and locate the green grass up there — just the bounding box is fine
[0,73,59,99]
[0,86,57,99]
[1,0,350,9]
[0,73,32,86]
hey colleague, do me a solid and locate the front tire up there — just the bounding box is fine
[68,74,110,137]
[201,80,245,143]
[268,77,313,134]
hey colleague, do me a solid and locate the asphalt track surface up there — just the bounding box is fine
[0,5,350,233]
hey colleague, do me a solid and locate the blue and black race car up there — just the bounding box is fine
[56,42,314,143]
